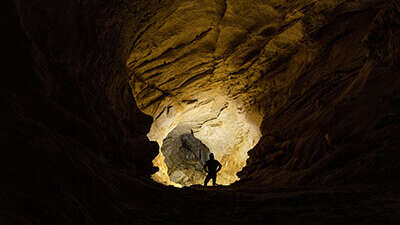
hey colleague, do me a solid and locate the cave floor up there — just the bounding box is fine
[125,179,400,225]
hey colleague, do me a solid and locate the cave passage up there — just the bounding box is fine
[146,91,262,187]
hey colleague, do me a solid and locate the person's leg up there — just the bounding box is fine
[204,174,211,186]
[212,174,216,186]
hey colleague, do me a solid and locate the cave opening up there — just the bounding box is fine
[143,90,263,187]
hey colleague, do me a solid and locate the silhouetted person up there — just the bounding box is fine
[203,153,222,186]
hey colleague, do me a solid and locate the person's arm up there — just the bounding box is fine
[216,161,222,172]
[203,163,208,173]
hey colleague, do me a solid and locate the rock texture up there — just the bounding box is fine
[3,0,400,224]
[148,91,262,186]
[238,0,400,187]
[126,0,400,188]
[161,127,210,186]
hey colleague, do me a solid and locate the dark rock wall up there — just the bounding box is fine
[239,1,400,186]
[2,0,160,224]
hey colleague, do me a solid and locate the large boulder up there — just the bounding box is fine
[161,126,210,185]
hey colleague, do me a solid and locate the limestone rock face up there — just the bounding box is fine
[127,0,294,116]
[125,0,400,187]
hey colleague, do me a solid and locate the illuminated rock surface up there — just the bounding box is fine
[148,91,262,186]
[3,0,400,224]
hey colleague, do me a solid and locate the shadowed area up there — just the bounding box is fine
[2,0,400,224]
[160,126,211,186]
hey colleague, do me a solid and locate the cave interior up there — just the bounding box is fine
[3,0,400,224]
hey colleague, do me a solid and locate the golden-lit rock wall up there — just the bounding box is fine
[127,0,400,187]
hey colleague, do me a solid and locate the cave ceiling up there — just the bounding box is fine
[127,0,379,118]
